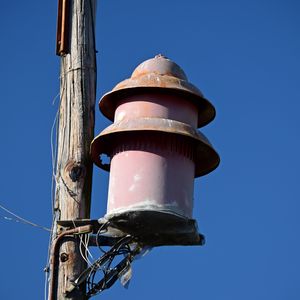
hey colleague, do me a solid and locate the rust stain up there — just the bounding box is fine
[90,117,220,177]
[56,0,70,56]
[99,55,215,128]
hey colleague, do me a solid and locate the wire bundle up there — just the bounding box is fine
[71,233,141,298]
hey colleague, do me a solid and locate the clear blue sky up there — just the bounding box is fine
[0,0,299,299]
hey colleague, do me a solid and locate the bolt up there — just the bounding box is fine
[60,252,69,262]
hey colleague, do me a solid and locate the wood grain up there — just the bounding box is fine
[50,0,97,299]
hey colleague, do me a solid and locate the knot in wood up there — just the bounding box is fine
[65,161,86,182]
[60,252,69,262]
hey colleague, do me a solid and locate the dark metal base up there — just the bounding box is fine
[106,210,205,246]
[57,210,205,247]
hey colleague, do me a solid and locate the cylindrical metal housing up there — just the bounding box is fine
[91,55,220,244]
[107,132,195,218]
[115,93,198,128]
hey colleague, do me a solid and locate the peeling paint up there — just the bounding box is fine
[107,200,187,218]
[134,174,141,182]
[128,185,135,192]
[116,110,126,122]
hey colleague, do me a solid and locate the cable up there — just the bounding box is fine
[70,220,94,267]
[80,235,137,297]
[45,73,66,300]
[96,221,110,254]
[85,236,139,298]
[0,203,51,232]
[71,220,90,265]
[50,108,59,208]
[79,232,94,266]
[85,233,94,262]
[50,75,66,212]
[79,233,90,265]
[44,266,49,300]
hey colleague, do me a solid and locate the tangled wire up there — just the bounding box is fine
[72,225,143,298]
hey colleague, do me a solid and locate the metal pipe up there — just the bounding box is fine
[56,0,70,55]
[49,225,93,300]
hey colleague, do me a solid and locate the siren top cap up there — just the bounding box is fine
[99,55,216,128]
[131,54,188,81]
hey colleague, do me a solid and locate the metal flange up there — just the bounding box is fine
[90,117,220,177]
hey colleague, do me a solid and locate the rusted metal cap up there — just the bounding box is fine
[90,118,220,177]
[99,55,216,128]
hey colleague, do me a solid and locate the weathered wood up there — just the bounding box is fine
[49,1,97,299]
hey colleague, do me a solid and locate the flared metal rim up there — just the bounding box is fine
[90,118,220,177]
[99,84,216,129]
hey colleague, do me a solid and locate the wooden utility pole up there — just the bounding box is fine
[49,0,97,299]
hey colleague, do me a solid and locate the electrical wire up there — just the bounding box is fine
[83,235,136,297]
[79,234,90,265]
[45,72,67,300]
[45,4,97,298]
[50,108,59,208]
[50,74,66,212]
[79,233,95,266]
[44,266,49,300]
[96,221,110,254]
[71,220,90,266]
[70,220,94,267]
[85,233,94,262]
[0,203,51,232]
[0,202,53,300]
